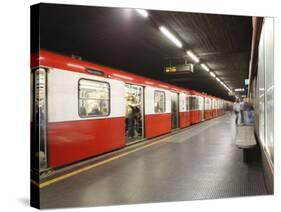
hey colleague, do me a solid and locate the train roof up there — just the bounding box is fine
[31,50,231,102]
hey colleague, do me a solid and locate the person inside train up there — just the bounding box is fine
[79,105,87,116]
[171,100,177,127]
[133,106,142,136]
[88,102,102,115]
[126,95,141,139]
[233,99,241,125]
[155,102,160,113]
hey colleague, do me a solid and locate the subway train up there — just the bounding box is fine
[31,50,232,172]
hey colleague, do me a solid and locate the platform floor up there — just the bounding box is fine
[40,113,268,208]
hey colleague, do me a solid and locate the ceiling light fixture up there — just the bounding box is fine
[200,63,209,72]
[210,72,216,78]
[234,88,245,92]
[186,50,199,63]
[159,26,183,48]
[135,9,149,18]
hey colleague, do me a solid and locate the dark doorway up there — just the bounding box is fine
[171,92,179,129]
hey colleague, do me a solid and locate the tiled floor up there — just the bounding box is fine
[40,113,268,208]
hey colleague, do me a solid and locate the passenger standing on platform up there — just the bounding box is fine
[233,99,240,125]
[239,98,245,124]
[243,99,254,125]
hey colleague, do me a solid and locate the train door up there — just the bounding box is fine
[125,84,144,144]
[202,97,205,121]
[171,92,179,129]
[204,97,208,120]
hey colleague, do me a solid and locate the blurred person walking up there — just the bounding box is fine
[233,99,240,125]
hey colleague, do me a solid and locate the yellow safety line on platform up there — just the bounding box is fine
[33,117,223,189]
[36,138,165,188]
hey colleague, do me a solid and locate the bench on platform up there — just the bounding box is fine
[235,126,258,162]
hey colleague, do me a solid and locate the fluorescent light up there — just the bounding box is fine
[234,88,245,92]
[159,26,182,48]
[186,51,199,63]
[135,9,149,18]
[200,63,209,72]
[210,72,216,78]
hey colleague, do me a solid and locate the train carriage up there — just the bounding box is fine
[31,50,230,171]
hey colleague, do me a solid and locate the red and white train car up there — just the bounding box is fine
[189,90,205,124]
[204,95,213,120]
[31,50,230,171]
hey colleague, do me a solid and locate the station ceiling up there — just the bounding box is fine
[38,3,252,101]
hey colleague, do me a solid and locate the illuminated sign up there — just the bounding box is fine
[165,66,177,73]
[165,64,194,73]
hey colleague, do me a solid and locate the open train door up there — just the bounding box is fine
[124,84,144,144]
[171,92,179,129]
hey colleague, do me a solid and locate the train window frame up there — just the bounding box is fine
[190,96,198,110]
[186,95,190,111]
[78,78,111,118]
[154,90,166,113]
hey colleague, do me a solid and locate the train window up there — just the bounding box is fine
[198,97,203,110]
[79,79,110,117]
[186,96,190,111]
[206,98,209,110]
[190,96,198,110]
[154,91,165,113]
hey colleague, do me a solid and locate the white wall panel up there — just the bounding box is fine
[264,18,274,162]
[255,17,274,163]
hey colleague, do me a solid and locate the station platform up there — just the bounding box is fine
[40,113,268,208]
